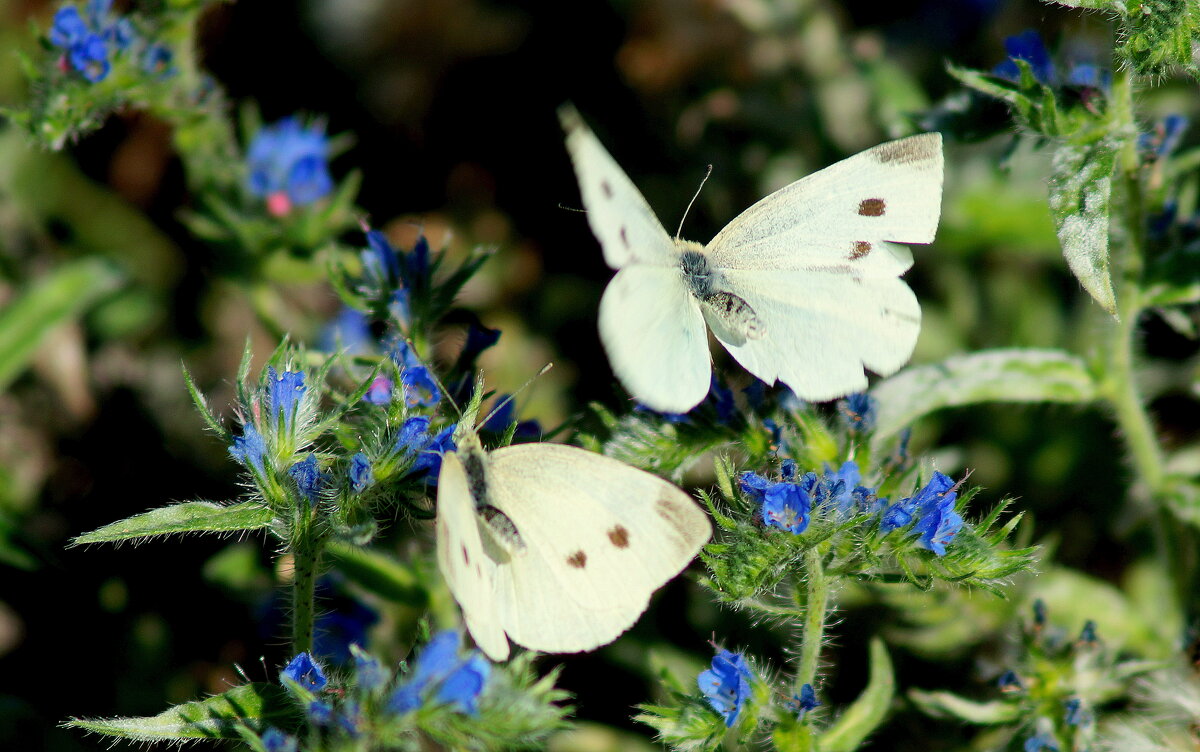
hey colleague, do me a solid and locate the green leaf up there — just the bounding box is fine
[70,501,273,547]
[869,349,1098,441]
[0,258,123,392]
[63,682,297,741]
[1048,140,1118,314]
[820,637,894,752]
[907,689,1022,724]
[1048,0,1119,8]
[324,541,430,606]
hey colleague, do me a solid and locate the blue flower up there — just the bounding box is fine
[320,307,373,355]
[391,341,440,407]
[349,452,373,493]
[351,644,387,693]
[261,728,297,752]
[387,631,490,716]
[737,471,770,504]
[435,653,491,715]
[997,670,1024,692]
[1024,732,1059,752]
[267,367,306,431]
[791,683,820,719]
[838,392,877,433]
[140,42,174,78]
[482,396,541,441]
[49,5,111,82]
[698,648,753,727]
[363,375,393,405]
[246,117,333,215]
[460,322,501,366]
[395,417,456,485]
[307,699,333,725]
[289,454,325,503]
[281,652,327,692]
[405,235,431,285]
[229,423,267,475]
[993,30,1055,84]
[762,482,811,534]
[314,596,378,666]
[806,461,874,519]
[363,230,402,288]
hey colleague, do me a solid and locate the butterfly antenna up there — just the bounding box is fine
[677,164,713,239]
[478,363,554,428]
[557,202,587,213]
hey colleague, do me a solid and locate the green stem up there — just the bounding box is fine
[1105,66,1166,502]
[291,511,322,656]
[795,547,829,694]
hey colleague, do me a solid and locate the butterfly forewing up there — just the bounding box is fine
[705,133,944,271]
[559,105,677,269]
[484,443,710,654]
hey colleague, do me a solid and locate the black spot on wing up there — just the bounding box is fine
[858,198,886,217]
[461,545,470,564]
[850,241,871,259]
[619,226,630,249]
[873,136,935,165]
[608,525,630,548]
[601,180,613,198]
[567,550,588,568]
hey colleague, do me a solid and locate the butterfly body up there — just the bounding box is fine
[561,105,944,413]
[436,431,711,661]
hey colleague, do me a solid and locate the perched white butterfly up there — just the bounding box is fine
[436,429,711,661]
[560,105,945,414]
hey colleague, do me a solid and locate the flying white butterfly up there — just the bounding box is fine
[560,105,945,414]
[436,428,711,661]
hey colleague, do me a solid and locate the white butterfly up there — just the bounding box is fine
[560,105,944,414]
[436,429,711,661]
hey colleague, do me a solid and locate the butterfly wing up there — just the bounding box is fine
[559,104,677,269]
[436,449,511,661]
[703,133,943,399]
[484,443,711,655]
[600,265,711,413]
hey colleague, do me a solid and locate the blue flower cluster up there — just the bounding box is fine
[388,631,492,716]
[229,423,267,475]
[246,117,334,216]
[740,461,965,556]
[993,30,1108,92]
[267,367,307,431]
[790,683,820,719]
[289,454,325,504]
[879,471,964,556]
[739,460,875,535]
[49,0,133,83]
[48,0,175,84]
[698,648,754,727]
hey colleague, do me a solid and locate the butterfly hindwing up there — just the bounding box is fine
[599,265,711,413]
[715,268,920,399]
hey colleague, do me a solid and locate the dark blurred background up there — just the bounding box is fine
[1,0,1194,748]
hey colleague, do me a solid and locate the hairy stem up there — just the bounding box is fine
[291,509,322,655]
[795,547,829,694]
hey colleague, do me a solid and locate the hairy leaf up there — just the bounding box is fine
[907,689,1022,724]
[820,638,895,752]
[70,501,272,546]
[1048,140,1118,314]
[63,682,297,741]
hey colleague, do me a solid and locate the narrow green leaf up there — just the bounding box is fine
[870,349,1098,442]
[946,64,1028,107]
[1048,140,1118,314]
[325,541,430,606]
[0,258,123,392]
[907,689,1022,724]
[1049,0,1118,8]
[70,501,272,547]
[183,363,230,441]
[820,637,894,752]
[63,682,297,741]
